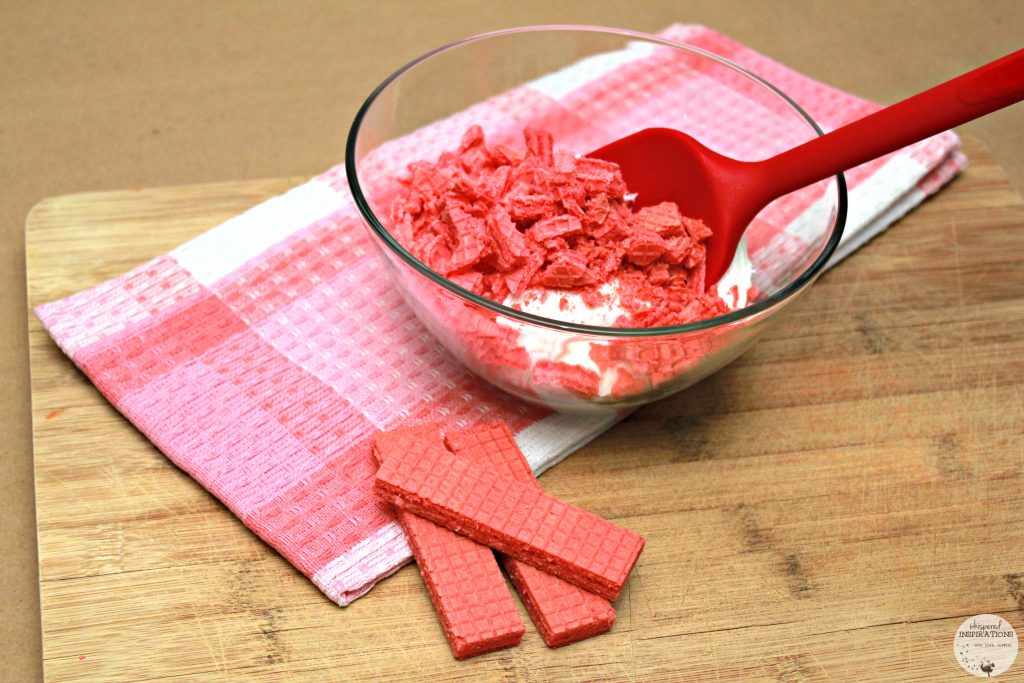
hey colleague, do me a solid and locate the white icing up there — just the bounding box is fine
[713,235,754,309]
[500,283,624,396]
[497,240,756,398]
[503,281,629,327]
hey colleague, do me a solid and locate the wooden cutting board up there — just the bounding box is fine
[27,136,1024,682]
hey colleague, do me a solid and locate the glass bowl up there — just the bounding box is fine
[346,26,846,413]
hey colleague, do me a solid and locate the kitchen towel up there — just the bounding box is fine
[35,24,965,606]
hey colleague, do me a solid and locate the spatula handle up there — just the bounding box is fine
[761,48,1024,197]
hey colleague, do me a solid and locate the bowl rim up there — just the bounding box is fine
[346,24,848,338]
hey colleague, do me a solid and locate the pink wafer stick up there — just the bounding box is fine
[446,423,616,647]
[374,434,645,601]
[372,425,524,659]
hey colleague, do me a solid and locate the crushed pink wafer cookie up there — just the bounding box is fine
[390,125,731,328]
[445,423,616,648]
[374,433,645,601]
[372,425,524,659]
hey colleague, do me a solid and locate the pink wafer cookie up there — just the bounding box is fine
[374,435,645,601]
[372,425,524,659]
[446,423,616,647]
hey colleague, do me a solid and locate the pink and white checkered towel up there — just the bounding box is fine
[36,25,965,606]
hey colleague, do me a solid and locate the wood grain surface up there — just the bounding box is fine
[26,136,1024,682]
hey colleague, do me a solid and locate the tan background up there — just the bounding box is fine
[2,2,1022,680]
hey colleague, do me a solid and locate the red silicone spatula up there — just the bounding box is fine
[591,48,1024,287]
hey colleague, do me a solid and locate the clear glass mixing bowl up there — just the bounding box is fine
[346,26,846,413]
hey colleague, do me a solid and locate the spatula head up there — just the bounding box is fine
[590,127,755,288]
